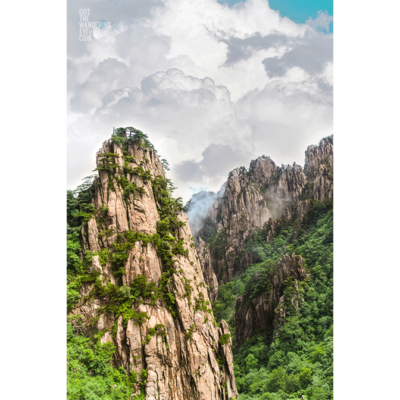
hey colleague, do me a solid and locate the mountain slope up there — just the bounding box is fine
[186,136,333,400]
[188,136,333,300]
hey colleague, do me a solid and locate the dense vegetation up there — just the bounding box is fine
[212,199,333,400]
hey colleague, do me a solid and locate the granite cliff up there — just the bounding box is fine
[187,135,334,346]
[189,136,333,303]
[68,129,237,400]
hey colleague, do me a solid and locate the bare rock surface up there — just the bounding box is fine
[197,237,219,303]
[304,136,333,201]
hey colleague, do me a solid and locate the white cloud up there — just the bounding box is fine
[235,78,333,165]
[67,0,333,202]
[68,68,255,200]
[306,10,333,33]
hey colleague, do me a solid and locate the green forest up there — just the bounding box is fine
[211,199,333,400]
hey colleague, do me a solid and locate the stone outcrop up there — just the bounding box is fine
[265,200,313,243]
[233,254,309,346]
[190,135,333,291]
[197,238,219,303]
[304,136,333,201]
[70,135,237,400]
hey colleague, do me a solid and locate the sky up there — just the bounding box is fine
[68,0,333,202]
[223,0,333,31]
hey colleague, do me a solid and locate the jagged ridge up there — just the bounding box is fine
[190,135,333,301]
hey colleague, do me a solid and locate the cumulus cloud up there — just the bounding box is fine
[306,11,333,33]
[110,68,255,153]
[220,33,291,66]
[68,69,255,200]
[67,0,164,58]
[262,30,333,78]
[235,78,333,166]
[175,143,251,186]
[70,58,133,113]
[67,0,333,202]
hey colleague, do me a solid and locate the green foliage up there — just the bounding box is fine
[67,180,99,311]
[186,324,197,341]
[194,291,212,314]
[212,277,244,327]
[161,158,170,171]
[67,176,96,227]
[207,225,228,260]
[245,354,259,372]
[67,225,83,274]
[140,369,148,392]
[115,175,146,204]
[199,216,218,243]
[219,333,231,345]
[98,229,115,240]
[111,127,157,154]
[182,278,194,306]
[67,322,141,400]
[212,199,333,400]
[142,324,167,346]
[92,274,170,328]
[119,285,131,299]
[216,208,222,224]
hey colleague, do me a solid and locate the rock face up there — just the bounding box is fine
[70,135,237,400]
[265,200,313,244]
[190,135,333,293]
[233,254,309,346]
[197,238,219,303]
[304,136,333,201]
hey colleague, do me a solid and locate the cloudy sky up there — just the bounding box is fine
[68,0,333,201]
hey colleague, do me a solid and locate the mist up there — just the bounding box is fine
[185,191,218,238]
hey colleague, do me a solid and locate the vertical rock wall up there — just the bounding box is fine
[70,137,238,400]
[197,238,219,303]
[304,136,333,201]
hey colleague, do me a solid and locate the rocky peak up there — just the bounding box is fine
[70,131,237,400]
[222,166,272,228]
[191,136,333,295]
[304,135,333,200]
[304,136,333,178]
[249,156,277,187]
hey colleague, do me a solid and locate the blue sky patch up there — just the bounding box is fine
[218,0,333,32]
